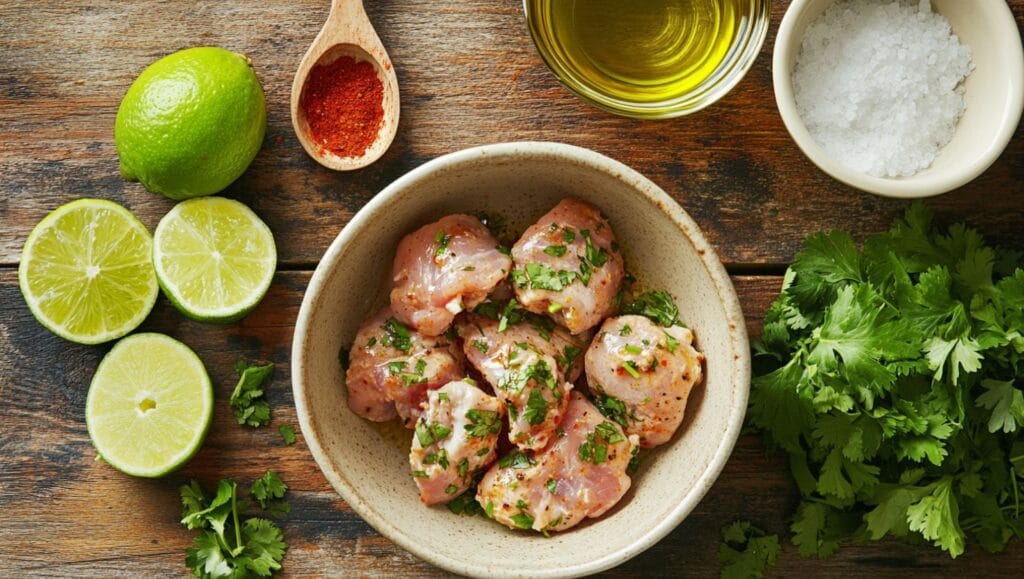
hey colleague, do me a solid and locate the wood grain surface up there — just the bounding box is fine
[1,0,1022,577]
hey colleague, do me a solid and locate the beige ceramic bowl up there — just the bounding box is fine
[292,142,750,577]
[773,0,1024,198]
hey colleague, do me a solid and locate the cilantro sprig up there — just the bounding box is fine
[749,203,1024,560]
[180,473,289,578]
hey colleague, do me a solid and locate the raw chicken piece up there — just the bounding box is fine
[585,315,704,448]
[476,392,638,533]
[510,198,625,334]
[410,379,503,505]
[457,307,588,385]
[456,310,583,451]
[390,214,512,337]
[346,306,465,428]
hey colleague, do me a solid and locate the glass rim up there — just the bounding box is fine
[523,0,772,119]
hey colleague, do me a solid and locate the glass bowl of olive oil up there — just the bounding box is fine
[524,0,770,118]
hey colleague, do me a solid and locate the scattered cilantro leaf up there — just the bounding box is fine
[230,360,275,428]
[277,425,296,446]
[250,471,288,510]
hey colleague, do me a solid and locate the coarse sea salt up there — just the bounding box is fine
[792,0,974,178]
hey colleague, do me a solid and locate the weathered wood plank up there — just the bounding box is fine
[2,271,1022,577]
[0,1,1021,269]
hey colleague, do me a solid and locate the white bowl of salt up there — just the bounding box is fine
[773,0,1024,198]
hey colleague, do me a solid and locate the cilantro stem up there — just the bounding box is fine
[231,484,243,556]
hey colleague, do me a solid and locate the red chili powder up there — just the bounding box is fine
[300,56,384,159]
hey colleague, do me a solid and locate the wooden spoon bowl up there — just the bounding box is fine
[291,0,400,171]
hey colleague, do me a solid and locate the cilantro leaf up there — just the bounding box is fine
[250,471,288,510]
[621,290,681,327]
[240,518,286,576]
[523,388,549,426]
[976,379,1024,433]
[230,360,275,428]
[718,521,780,579]
[906,477,965,557]
[381,317,413,354]
[465,408,502,438]
[278,424,297,445]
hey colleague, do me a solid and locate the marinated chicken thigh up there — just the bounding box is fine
[456,311,584,451]
[476,392,637,533]
[510,199,625,334]
[585,315,704,447]
[346,306,465,427]
[391,215,512,337]
[410,379,503,505]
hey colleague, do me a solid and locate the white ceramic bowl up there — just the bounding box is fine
[292,142,750,577]
[773,0,1024,198]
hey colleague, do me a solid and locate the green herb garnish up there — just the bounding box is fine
[434,230,451,257]
[180,476,287,578]
[416,421,452,447]
[621,290,681,327]
[381,317,413,354]
[594,393,630,427]
[718,521,780,579]
[523,388,550,426]
[621,361,640,378]
[499,451,535,469]
[423,448,450,470]
[230,360,275,428]
[278,424,296,446]
[465,408,502,438]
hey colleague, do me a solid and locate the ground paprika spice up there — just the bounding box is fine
[300,56,384,159]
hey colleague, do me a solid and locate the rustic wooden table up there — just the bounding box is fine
[1,1,1021,576]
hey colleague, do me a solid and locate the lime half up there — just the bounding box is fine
[153,196,276,323]
[19,198,158,345]
[86,333,213,478]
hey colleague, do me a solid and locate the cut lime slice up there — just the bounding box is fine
[153,196,276,323]
[86,333,213,478]
[19,198,158,345]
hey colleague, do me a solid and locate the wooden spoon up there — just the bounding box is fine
[290,0,400,171]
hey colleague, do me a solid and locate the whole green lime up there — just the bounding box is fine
[115,47,266,200]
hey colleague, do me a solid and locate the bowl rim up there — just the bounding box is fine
[291,141,751,577]
[772,0,1024,199]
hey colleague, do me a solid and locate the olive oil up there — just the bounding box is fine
[526,0,766,111]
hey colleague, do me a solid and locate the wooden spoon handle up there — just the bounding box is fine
[319,0,386,60]
[328,0,366,24]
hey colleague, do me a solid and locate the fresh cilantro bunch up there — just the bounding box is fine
[750,203,1024,558]
[180,472,289,577]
